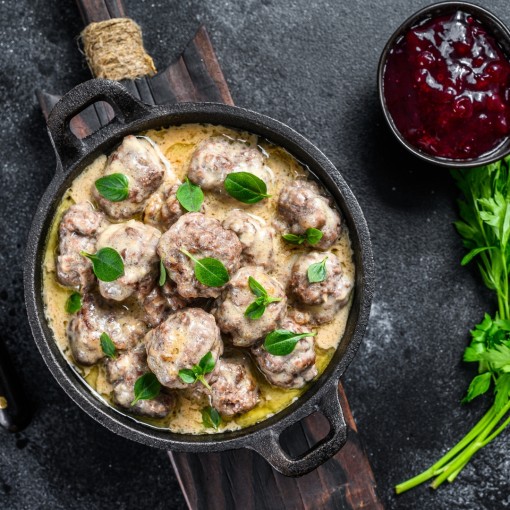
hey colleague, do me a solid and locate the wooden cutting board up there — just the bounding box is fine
[37,1,383,508]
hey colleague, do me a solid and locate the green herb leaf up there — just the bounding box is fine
[224,171,270,204]
[180,249,229,287]
[198,351,216,374]
[159,259,167,287]
[305,228,324,245]
[461,246,496,266]
[176,178,204,212]
[494,373,510,411]
[95,173,129,202]
[178,369,197,384]
[100,332,117,359]
[131,373,161,406]
[245,277,282,319]
[245,298,267,319]
[281,233,305,245]
[201,406,221,430]
[282,228,323,246]
[178,351,215,389]
[81,247,124,282]
[307,256,328,283]
[248,276,268,298]
[264,329,316,356]
[65,292,82,314]
[462,372,492,403]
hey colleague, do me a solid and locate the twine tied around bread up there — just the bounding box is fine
[81,18,156,81]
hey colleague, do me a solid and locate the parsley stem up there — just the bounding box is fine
[395,404,497,494]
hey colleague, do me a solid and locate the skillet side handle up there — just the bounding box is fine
[248,381,347,477]
[46,79,152,171]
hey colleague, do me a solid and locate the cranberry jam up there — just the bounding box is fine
[383,10,510,160]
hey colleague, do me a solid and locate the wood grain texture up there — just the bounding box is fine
[36,3,382,508]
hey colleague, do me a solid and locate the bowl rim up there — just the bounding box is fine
[377,0,510,168]
[24,94,374,462]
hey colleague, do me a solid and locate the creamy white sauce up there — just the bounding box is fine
[42,124,355,434]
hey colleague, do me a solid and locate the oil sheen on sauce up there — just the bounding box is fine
[42,124,355,434]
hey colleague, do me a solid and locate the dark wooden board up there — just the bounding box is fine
[36,1,383,508]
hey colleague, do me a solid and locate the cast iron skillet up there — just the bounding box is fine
[24,79,374,477]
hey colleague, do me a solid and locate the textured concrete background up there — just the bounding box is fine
[0,0,509,509]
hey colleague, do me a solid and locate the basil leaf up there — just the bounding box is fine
[176,178,204,212]
[199,351,216,374]
[159,259,167,287]
[180,249,229,287]
[178,369,197,384]
[282,233,305,245]
[202,406,221,430]
[305,228,324,245]
[264,329,316,356]
[81,247,124,282]
[245,299,266,319]
[248,276,268,298]
[131,373,161,406]
[282,229,323,245]
[95,173,129,202]
[307,256,328,283]
[100,332,116,359]
[224,172,270,204]
[65,292,82,314]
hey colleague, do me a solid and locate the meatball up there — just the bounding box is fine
[145,308,223,389]
[288,251,353,325]
[56,203,109,290]
[188,136,272,192]
[106,343,174,418]
[96,220,161,302]
[222,210,275,270]
[67,294,148,366]
[94,135,168,220]
[158,213,242,299]
[252,317,317,389]
[213,266,287,347]
[140,281,188,327]
[144,180,187,231]
[210,357,259,417]
[278,180,341,250]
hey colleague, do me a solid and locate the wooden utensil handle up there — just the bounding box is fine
[0,341,29,432]
[76,0,126,24]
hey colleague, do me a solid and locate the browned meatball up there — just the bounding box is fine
[210,357,259,417]
[67,294,148,366]
[145,308,223,389]
[96,220,161,302]
[106,343,174,418]
[222,210,275,270]
[188,136,271,191]
[144,181,186,231]
[278,180,341,250]
[94,135,168,220]
[140,280,188,327]
[288,251,353,325]
[56,203,109,290]
[158,213,242,299]
[252,317,317,389]
[213,266,287,347]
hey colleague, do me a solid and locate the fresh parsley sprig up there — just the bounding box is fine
[178,351,216,389]
[244,276,282,319]
[397,157,510,493]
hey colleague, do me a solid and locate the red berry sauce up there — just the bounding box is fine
[383,11,510,160]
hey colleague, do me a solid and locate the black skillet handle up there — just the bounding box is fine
[46,79,153,171]
[0,341,30,432]
[248,379,347,477]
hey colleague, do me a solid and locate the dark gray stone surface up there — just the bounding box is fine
[0,0,508,509]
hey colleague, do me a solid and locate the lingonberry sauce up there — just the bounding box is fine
[383,11,510,159]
